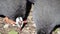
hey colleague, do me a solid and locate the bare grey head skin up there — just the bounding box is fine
[0,0,27,21]
[33,0,60,34]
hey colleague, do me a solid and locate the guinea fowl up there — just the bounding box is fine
[0,0,27,29]
[0,0,34,30]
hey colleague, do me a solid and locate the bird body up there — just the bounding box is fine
[0,0,34,30]
[0,0,26,21]
[33,0,60,34]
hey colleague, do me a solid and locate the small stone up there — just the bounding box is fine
[3,24,9,28]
